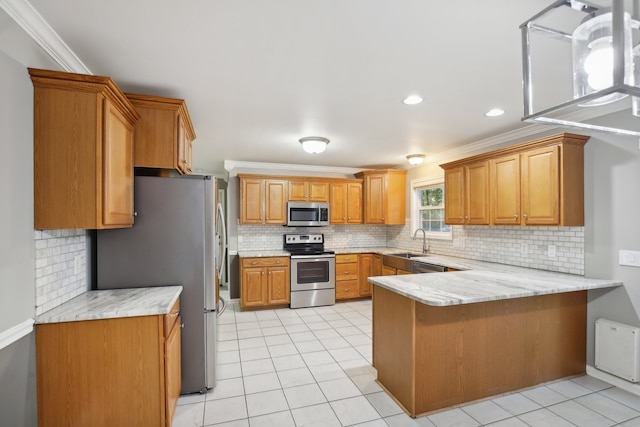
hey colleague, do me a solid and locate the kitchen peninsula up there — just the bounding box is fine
[368,256,621,418]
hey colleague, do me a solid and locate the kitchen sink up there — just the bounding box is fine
[387,252,426,258]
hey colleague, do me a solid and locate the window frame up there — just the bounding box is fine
[411,175,452,240]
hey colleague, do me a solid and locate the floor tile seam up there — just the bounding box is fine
[597,389,640,414]
[545,398,618,425]
[458,405,513,426]
[556,390,640,424]
[489,395,543,418]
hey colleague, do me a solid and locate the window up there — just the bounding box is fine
[411,176,451,239]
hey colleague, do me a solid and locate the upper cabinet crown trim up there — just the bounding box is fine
[440,133,589,170]
[28,68,140,124]
[125,93,196,141]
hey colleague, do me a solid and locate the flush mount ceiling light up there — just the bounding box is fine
[403,95,423,105]
[299,136,330,154]
[406,154,426,165]
[485,108,505,117]
[521,0,640,138]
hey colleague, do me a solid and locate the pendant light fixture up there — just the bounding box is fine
[299,136,330,154]
[520,0,640,138]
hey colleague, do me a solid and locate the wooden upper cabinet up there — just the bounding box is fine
[444,167,465,225]
[330,180,363,224]
[29,68,140,229]
[491,154,521,225]
[288,180,329,202]
[521,145,560,225]
[239,175,287,224]
[442,133,588,227]
[443,162,489,225]
[126,93,196,174]
[355,170,407,225]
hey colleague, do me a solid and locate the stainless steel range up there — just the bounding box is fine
[284,233,336,309]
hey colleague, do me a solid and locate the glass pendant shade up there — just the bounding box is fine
[572,12,633,106]
[299,137,329,154]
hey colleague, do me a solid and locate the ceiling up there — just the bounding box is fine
[18,0,561,175]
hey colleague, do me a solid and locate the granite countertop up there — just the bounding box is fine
[35,286,183,324]
[368,254,622,306]
[238,250,290,258]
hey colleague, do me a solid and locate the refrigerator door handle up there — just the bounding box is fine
[216,202,226,282]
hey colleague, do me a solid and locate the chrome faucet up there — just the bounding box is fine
[413,228,429,254]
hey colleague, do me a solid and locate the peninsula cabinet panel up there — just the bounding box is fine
[36,311,181,427]
[372,286,586,417]
[29,68,139,229]
[126,93,196,174]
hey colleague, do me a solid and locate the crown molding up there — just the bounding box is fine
[0,0,90,73]
[224,160,363,177]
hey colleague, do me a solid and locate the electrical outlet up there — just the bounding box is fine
[619,250,640,267]
[521,243,528,256]
[74,255,82,275]
[547,245,556,258]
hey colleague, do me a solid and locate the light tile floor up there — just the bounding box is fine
[174,298,640,427]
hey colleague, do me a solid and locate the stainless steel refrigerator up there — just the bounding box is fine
[96,174,223,394]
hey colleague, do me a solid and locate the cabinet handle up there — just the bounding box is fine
[459,216,463,219]
[252,261,257,265]
[180,323,185,328]
[344,271,350,274]
[171,311,180,318]
[344,288,350,291]
[514,214,519,219]
[523,214,528,219]
[183,159,188,164]
[262,271,265,275]
[133,211,138,217]
[276,260,281,264]
[464,216,469,220]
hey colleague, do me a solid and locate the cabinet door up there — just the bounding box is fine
[102,98,135,227]
[444,167,465,225]
[264,180,287,224]
[241,178,264,224]
[382,265,396,276]
[521,146,559,225]
[359,254,372,296]
[241,267,268,307]
[465,161,490,225]
[372,255,382,276]
[491,154,521,225]
[365,174,385,224]
[330,183,346,223]
[288,180,308,201]
[346,182,363,223]
[165,318,181,427]
[308,181,329,202]
[267,266,290,305]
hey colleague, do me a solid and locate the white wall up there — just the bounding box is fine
[0,49,38,427]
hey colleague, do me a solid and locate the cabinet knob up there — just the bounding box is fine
[464,216,469,220]
[183,159,188,164]
[523,214,528,219]
[344,288,350,291]
[459,216,463,219]
[252,261,257,265]
[133,211,138,217]
[262,271,265,275]
[180,323,185,328]
[344,271,350,274]
[514,214,519,219]
[171,311,180,318]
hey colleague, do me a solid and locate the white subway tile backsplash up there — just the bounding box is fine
[34,229,89,316]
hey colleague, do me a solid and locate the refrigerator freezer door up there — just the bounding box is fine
[204,177,217,312]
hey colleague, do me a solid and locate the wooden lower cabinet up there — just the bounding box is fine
[36,299,181,427]
[336,253,382,299]
[240,257,290,309]
[373,287,586,416]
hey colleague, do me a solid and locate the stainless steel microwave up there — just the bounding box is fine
[287,202,330,227]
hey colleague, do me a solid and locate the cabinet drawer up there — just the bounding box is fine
[241,257,289,268]
[164,298,180,336]
[336,280,359,299]
[336,254,358,263]
[336,262,358,280]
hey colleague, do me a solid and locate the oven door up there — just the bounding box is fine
[290,254,336,291]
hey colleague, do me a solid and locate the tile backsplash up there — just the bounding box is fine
[238,221,584,275]
[34,229,88,315]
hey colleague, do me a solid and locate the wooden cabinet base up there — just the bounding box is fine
[372,286,586,417]
[36,314,179,427]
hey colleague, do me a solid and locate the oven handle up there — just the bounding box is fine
[290,254,336,260]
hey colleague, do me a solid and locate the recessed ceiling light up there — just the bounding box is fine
[485,108,505,117]
[403,95,423,105]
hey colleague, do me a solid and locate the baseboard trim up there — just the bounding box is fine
[586,364,640,397]
[0,318,34,351]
